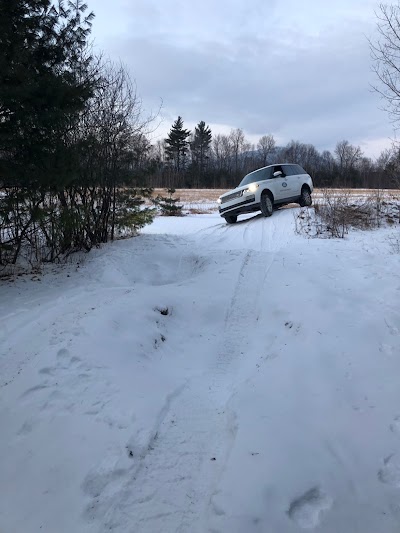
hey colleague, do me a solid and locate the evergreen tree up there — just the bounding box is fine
[164,116,191,172]
[0,0,95,189]
[190,120,212,182]
[153,188,183,216]
[0,1,157,268]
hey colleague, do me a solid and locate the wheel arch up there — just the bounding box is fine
[261,188,274,202]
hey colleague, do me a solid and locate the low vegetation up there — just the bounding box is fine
[0,2,157,274]
[294,189,400,239]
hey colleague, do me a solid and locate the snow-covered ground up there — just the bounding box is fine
[1,208,400,533]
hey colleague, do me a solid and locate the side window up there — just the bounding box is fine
[252,169,263,182]
[255,168,265,181]
[290,165,300,175]
[263,167,273,180]
[296,165,306,174]
[272,165,284,177]
[282,165,295,176]
[240,167,273,185]
[253,167,272,181]
[284,165,305,175]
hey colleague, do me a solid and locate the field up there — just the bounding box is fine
[1,198,400,532]
[151,187,400,214]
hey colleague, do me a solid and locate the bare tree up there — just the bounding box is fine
[321,150,336,172]
[370,3,400,125]
[377,145,400,187]
[280,140,319,177]
[257,134,276,166]
[229,128,246,176]
[220,134,234,172]
[334,140,362,185]
[242,142,258,174]
[282,140,308,165]
[211,134,224,171]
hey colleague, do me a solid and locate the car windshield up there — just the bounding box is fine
[239,167,271,186]
[239,174,256,187]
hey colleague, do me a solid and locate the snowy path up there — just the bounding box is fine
[1,209,400,532]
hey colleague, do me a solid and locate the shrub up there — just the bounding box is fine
[153,188,183,216]
[295,188,400,238]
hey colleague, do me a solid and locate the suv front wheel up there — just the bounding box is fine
[225,215,237,224]
[260,192,273,217]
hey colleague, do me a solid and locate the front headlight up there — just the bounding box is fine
[243,183,259,194]
[217,198,222,204]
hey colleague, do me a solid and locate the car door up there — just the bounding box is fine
[281,164,300,198]
[271,165,290,200]
[290,164,303,196]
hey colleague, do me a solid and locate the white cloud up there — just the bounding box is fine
[89,0,393,157]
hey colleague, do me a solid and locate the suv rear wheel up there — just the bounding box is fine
[299,187,312,207]
[260,192,273,217]
[225,215,237,224]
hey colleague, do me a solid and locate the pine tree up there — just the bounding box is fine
[0,0,94,189]
[164,116,191,172]
[153,188,183,216]
[190,120,212,184]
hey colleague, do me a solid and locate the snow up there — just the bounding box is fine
[1,208,400,532]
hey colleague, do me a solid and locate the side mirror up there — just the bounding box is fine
[273,170,283,178]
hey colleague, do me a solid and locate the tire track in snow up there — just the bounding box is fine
[84,248,276,533]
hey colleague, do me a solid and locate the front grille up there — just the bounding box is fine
[219,196,256,213]
[220,190,242,204]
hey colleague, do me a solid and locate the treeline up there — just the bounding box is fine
[0,0,155,268]
[136,117,400,190]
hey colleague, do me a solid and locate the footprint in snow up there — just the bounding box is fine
[49,335,66,346]
[385,319,399,336]
[210,496,226,517]
[39,366,56,376]
[263,352,279,361]
[378,454,400,487]
[285,321,301,334]
[82,467,127,498]
[379,343,394,357]
[20,383,48,398]
[17,419,35,436]
[390,417,400,435]
[57,347,70,359]
[81,462,128,523]
[287,487,332,529]
[56,348,81,369]
[71,326,84,337]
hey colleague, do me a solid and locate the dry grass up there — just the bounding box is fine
[313,187,400,198]
[148,188,400,238]
[151,188,228,203]
[151,187,400,204]
[186,207,214,215]
[295,188,400,238]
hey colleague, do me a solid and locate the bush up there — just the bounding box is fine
[153,188,183,216]
[295,189,400,238]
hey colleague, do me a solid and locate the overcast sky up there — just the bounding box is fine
[90,0,393,158]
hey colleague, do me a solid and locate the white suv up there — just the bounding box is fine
[217,163,314,224]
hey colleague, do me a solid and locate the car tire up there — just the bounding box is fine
[299,187,312,207]
[225,215,237,224]
[260,192,273,217]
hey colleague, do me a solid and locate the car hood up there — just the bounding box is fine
[219,184,253,200]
